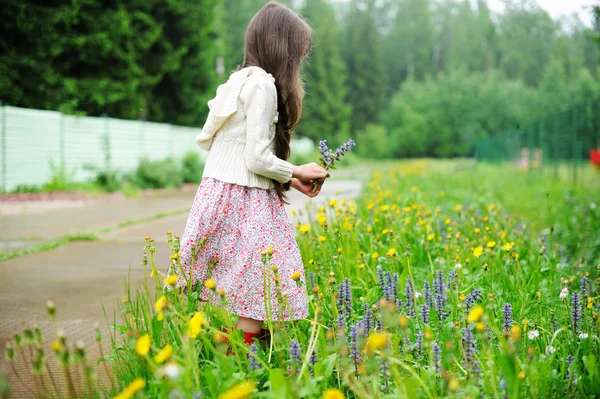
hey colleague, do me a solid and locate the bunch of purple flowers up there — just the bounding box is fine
[313,138,356,192]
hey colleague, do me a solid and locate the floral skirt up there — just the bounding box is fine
[177,178,308,321]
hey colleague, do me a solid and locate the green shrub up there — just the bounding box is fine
[182,151,205,183]
[134,157,183,189]
[355,124,393,159]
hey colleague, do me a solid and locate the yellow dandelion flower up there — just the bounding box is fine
[155,295,168,312]
[487,241,496,248]
[319,206,326,212]
[299,225,310,234]
[309,259,314,264]
[51,340,62,353]
[366,226,373,233]
[329,199,338,207]
[157,311,164,321]
[427,233,435,241]
[365,331,389,355]
[367,202,375,211]
[523,319,529,332]
[337,247,342,254]
[502,242,513,251]
[440,191,445,196]
[358,263,365,269]
[449,379,459,392]
[380,205,390,212]
[135,334,151,356]
[169,253,179,260]
[218,381,256,399]
[290,209,296,215]
[476,322,486,333]
[343,221,352,231]
[323,388,345,399]
[588,297,594,309]
[444,218,451,225]
[112,378,145,399]
[154,344,173,363]
[204,278,216,290]
[399,315,409,329]
[163,275,177,286]
[454,204,463,212]
[371,252,379,260]
[403,206,412,213]
[473,246,483,257]
[518,370,526,380]
[381,228,389,235]
[290,271,301,281]
[187,312,205,339]
[318,236,327,243]
[511,325,522,341]
[474,228,481,234]
[386,248,396,257]
[467,306,484,323]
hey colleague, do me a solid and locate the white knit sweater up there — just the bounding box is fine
[196,66,295,189]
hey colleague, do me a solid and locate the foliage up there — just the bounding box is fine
[342,1,386,133]
[133,158,184,189]
[355,124,393,159]
[181,151,205,184]
[299,0,352,147]
[5,160,599,398]
[381,70,538,158]
[0,0,222,125]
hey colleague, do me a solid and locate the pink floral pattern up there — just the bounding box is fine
[177,178,308,321]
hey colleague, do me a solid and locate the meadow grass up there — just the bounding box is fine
[4,160,599,399]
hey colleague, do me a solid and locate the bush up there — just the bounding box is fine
[134,157,183,189]
[355,124,393,159]
[182,151,205,183]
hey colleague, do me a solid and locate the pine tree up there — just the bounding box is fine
[299,0,351,146]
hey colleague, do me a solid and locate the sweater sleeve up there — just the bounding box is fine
[242,79,295,184]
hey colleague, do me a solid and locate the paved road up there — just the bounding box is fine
[0,180,361,398]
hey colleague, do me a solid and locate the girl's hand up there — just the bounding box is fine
[292,163,327,183]
[291,178,322,198]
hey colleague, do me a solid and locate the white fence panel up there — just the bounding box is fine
[4,107,62,189]
[0,106,313,192]
[63,115,107,182]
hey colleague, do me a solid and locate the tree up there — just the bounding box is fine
[299,0,352,146]
[0,0,222,126]
[343,0,386,133]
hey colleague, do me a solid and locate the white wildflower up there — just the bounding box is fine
[527,330,540,340]
[559,287,569,300]
[578,332,589,339]
[455,263,463,269]
[590,202,597,210]
[545,345,556,355]
[156,362,182,380]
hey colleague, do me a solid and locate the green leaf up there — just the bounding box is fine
[268,368,289,397]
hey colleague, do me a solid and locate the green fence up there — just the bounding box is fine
[475,101,600,184]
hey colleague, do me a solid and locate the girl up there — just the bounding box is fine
[177,2,325,344]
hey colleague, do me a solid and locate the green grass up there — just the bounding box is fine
[5,160,599,399]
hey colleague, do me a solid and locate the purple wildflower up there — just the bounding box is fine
[464,288,482,315]
[421,301,430,324]
[380,357,389,392]
[446,270,457,292]
[434,270,449,320]
[432,342,441,373]
[415,331,423,359]
[571,291,580,334]
[405,277,416,317]
[289,339,301,374]
[462,326,477,373]
[423,281,433,308]
[308,272,315,288]
[377,266,385,288]
[503,303,513,332]
[580,276,589,297]
[337,278,352,318]
[565,354,574,381]
[348,324,361,375]
[309,347,318,377]
[248,343,260,371]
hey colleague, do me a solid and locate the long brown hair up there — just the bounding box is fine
[243,1,312,201]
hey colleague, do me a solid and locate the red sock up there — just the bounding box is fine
[243,331,261,344]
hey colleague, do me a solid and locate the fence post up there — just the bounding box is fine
[1,103,5,192]
[104,114,111,170]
